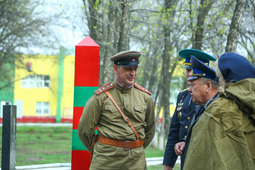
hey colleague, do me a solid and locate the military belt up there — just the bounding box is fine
[97,135,144,151]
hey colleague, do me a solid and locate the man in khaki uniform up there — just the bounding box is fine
[78,51,155,170]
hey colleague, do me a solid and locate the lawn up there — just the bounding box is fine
[0,126,72,166]
[0,125,180,169]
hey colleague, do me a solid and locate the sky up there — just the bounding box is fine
[30,0,88,55]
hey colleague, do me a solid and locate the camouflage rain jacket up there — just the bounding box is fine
[184,78,255,170]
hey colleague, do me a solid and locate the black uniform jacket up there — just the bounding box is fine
[163,89,196,168]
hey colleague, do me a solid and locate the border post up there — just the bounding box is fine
[1,104,17,170]
[71,36,100,170]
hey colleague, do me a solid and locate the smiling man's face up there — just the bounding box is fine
[113,65,138,88]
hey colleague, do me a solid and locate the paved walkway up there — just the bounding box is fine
[7,157,180,170]
[0,123,73,127]
[16,163,71,170]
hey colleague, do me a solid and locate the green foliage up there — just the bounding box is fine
[93,0,100,10]
[219,28,226,35]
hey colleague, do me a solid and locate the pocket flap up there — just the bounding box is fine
[105,105,118,113]
[134,105,147,113]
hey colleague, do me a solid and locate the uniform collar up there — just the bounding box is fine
[114,81,133,93]
[204,92,219,108]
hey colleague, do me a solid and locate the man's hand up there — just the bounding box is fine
[174,141,186,156]
[163,165,173,170]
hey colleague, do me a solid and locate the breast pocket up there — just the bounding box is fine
[134,105,147,114]
[133,105,148,128]
[104,105,118,113]
[133,105,148,122]
[103,105,122,120]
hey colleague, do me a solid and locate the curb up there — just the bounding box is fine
[2,157,181,169]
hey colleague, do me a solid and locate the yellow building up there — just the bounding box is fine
[14,54,74,123]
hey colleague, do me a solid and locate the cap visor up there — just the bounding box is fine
[184,65,192,69]
[187,76,199,81]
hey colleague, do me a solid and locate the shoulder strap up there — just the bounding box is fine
[104,91,140,140]
[134,83,151,95]
[94,82,114,95]
[181,88,189,97]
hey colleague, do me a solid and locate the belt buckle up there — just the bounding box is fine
[123,140,131,151]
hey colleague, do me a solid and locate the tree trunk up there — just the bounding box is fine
[118,0,131,51]
[161,0,178,137]
[225,0,245,52]
[193,0,214,50]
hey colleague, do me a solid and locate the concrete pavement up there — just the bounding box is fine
[0,123,73,127]
[5,157,181,170]
[16,163,71,170]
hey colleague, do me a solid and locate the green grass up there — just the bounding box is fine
[0,126,72,166]
[0,126,180,169]
[145,145,164,158]
[145,146,180,170]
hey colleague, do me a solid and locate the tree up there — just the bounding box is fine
[0,0,61,91]
[225,0,246,52]
[82,0,134,85]
[79,0,255,139]
[160,0,179,137]
[118,0,131,51]
[192,0,215,50]
[238,0,255,65]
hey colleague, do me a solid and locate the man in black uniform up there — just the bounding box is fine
[163,49,216,170]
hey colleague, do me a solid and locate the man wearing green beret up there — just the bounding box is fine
[78,51,155,169]
[163,49,216,170]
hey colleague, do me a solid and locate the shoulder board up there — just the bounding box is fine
[134,83,151,95]
[181,88,189,92]
[94,82,115,95]
[179,88,189,98]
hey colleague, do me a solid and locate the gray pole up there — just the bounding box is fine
[1,104,17,170]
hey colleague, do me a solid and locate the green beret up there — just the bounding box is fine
[178,49,216,69]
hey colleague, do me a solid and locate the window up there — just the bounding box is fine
[21,75,50,88]
[36,102,50,114]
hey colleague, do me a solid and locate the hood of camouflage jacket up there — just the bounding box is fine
[220,78,255,121]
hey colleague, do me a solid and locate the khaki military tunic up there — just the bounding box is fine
[78,81,155,170]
